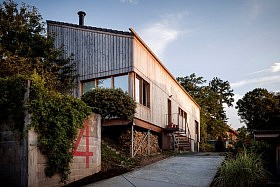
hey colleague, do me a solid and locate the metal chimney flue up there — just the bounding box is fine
[78,11,86,26]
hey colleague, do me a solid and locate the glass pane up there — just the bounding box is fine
[82,81,95,94]
[135,77,140,103]
[98,77,111,88]
[143,82,147,106]
[114,75,128,93]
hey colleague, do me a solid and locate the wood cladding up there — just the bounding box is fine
[47,22,133,81]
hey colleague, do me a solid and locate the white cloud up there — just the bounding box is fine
[120,0,138,4]
[271,62,280,72]
[231,75,280,89]
[138,12,188,58]
[248,62,280,75]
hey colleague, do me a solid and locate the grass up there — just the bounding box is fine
[212,150,270,187]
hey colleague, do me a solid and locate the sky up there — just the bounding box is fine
[10,0,280,130]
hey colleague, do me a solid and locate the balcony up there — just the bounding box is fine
[164,113,186,133]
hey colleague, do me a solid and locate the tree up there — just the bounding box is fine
[177,74,234,141]
[0,0,76,93]
[236,88,280,133]
[177,73,206,99]
[81,88,136,122]
[209,77,234,107]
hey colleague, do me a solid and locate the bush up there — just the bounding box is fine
[200,142,215,152]
[81,88,136,121]
[0,75,27,132]
[213,150,269,187]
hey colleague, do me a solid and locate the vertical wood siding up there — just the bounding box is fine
[133,37,200,141]
[47,24,133,81]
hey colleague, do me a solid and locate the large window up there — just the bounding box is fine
[135,75,150,107]
[82,74,128,95]
[114,75,128,93]
[98,77,111,88]
[82,80,95,94]
[135,77,140,103]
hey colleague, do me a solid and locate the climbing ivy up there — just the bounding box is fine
[28,74,92,182]
[0,74,92,182]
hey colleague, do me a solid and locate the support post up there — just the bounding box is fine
[131,123,134,157]
[148,129,151,155]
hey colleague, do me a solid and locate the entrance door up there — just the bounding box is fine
[195,121,199,151]
[168,99,171,125]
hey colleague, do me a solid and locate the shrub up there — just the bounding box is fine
[213,150,269,187]
[81,88,136,121]
[200,142,215,152]
[0,75,27,132]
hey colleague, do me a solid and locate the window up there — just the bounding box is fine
[135,75,150,107]
[82,80,95,94]
[98,77,111,88]
[114,75,128,93]
[81,74,128,95]
[135,77,140,103]
[142,81,149,106]
[178,108,187,130]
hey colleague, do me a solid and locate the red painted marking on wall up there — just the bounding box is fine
[73,120,93,168]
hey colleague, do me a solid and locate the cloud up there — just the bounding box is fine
[120,0,138,4]
[138,12,188,57]
[248,62,280,75]
[271,62,280,72]
[231,75,280,89]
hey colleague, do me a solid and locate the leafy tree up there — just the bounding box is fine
[177,73,206,99]
[209,77,234,107]
[236,88,280,133]
[81,88,136,122]
[177,74,234,141]
[0,0,76,93]
[234,126,251,150]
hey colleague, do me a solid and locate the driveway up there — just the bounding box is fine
[84,153,224,187]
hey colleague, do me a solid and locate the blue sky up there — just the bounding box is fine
[11,0,280,129]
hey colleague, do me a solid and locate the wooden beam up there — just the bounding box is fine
[102,119,131,126]
[134,118,163,133]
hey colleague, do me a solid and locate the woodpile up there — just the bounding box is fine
[119,129,160,156]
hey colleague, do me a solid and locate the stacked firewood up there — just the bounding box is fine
[119,129,160,156]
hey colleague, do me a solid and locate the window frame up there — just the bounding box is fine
[135,75,150,108]
[81,73,129,95]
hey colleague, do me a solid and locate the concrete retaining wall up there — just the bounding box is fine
[0,113,101,187]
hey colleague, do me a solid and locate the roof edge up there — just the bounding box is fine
[47,20,133,36]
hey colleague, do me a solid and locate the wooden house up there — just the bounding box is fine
[47,11,200,154]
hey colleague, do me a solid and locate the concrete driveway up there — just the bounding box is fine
[84,153,224,187]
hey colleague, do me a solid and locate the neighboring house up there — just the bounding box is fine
[47,12,200,153]
[225,126,238,148]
